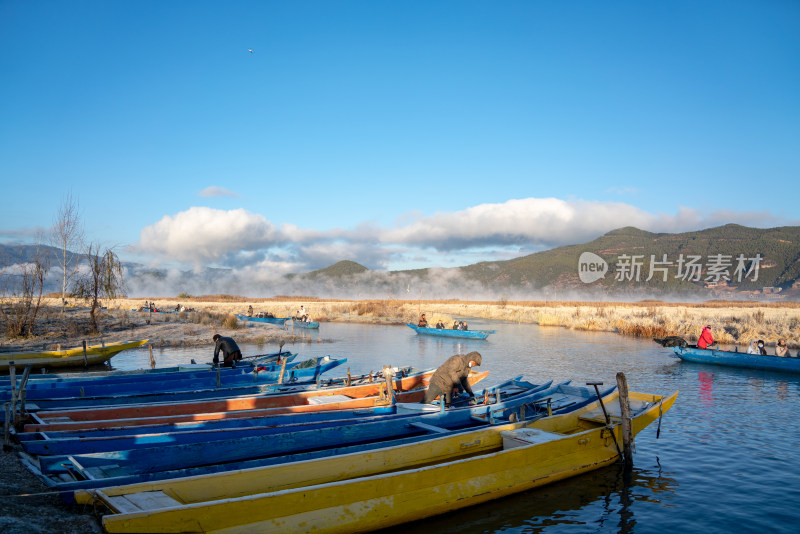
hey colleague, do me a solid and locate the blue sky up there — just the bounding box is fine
[1,1,798,277]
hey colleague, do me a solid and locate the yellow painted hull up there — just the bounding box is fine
[0,340,148,370]
[89,390,678,534]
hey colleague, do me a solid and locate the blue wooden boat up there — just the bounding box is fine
[18,378,559,455]
[0,350,290,390]
[235,314,289,325]
[406,323,495,339]
[0,360,300,402]
[28,381,616,496]
[293,319,320,329]
[16,356,347,410]
[669,346,800,373]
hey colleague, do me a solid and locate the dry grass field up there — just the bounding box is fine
[98,296,800,350]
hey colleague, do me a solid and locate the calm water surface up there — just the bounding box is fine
[110,319,800,534]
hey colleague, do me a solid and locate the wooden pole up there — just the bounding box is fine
[616,372,633,469]
[18,366,32,422]
[216,364,221,388]
[3,403,10,450]
[383,366,395,404]
[586,381,622,459]
[149,345,155,369]
[346,368,351,387]
[82,340,88,369]
[8,363,18,427]
[277,357,288,385]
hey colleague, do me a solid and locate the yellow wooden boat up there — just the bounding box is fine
[0,339,149,371]
[82,388,678,534]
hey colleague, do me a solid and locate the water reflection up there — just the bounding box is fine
[377,465,677,534]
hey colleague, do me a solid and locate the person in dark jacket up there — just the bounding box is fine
[422,351,482,406]
[213,334,242,366]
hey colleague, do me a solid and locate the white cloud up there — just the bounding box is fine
[138,207,283,264]
[199,186,240,198]
[133,198,796,271]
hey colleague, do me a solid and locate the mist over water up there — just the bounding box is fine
[113,319,800,533]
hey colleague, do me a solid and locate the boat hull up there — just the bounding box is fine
[89,390,678,534]
[670,346,800,373]
[235,314,288,325]
[406,323,493,339]
[0,340,148,371]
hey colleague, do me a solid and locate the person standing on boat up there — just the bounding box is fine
[418,314,428,327]
[212,334,243,367]
[697,325,715,349]
[422,351,482,407]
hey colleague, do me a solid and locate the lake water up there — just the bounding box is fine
[110,319,800,534]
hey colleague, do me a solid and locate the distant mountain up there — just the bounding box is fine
[303,260,369,279]
[456,224,800,296]
[3,225,799,300]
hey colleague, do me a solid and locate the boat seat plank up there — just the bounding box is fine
[307,395,354,405]
[125,490,182,510]
[408,421,450,433]
[578,408,623,424]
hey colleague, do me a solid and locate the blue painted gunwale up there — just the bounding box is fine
[670,346,800,373]
[235,314,289,325]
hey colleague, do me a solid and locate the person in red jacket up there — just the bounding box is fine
[697,325,715,349]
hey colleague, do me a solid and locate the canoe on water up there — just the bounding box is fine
[23,368,488,432]
[669,346,800,374]
[80,388,678,533]
[292,319,320,329]
[0,339,149,371]
[406,323,495,339]
[235,314,289,325]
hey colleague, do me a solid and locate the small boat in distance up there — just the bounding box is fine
[235,314,289,325]
[0,340,149,371]
[406,323,495,340]
[669,346,800,374]
[293,319,320,329]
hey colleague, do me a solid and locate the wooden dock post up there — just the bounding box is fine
[149,345,155,369]
[383,366,395,404]
[277,357,288,385]
[616,372,633,469]
[82,340,88,368]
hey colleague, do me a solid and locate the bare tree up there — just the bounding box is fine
[0,244,49,337]
[72,244,126,333]
[49,192,84,318]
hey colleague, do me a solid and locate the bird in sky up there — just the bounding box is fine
[248,49,254,53]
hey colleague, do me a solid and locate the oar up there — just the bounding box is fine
[586,380,622,459]
[241,341,287,362]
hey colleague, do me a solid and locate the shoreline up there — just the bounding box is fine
[1,296,799,531]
